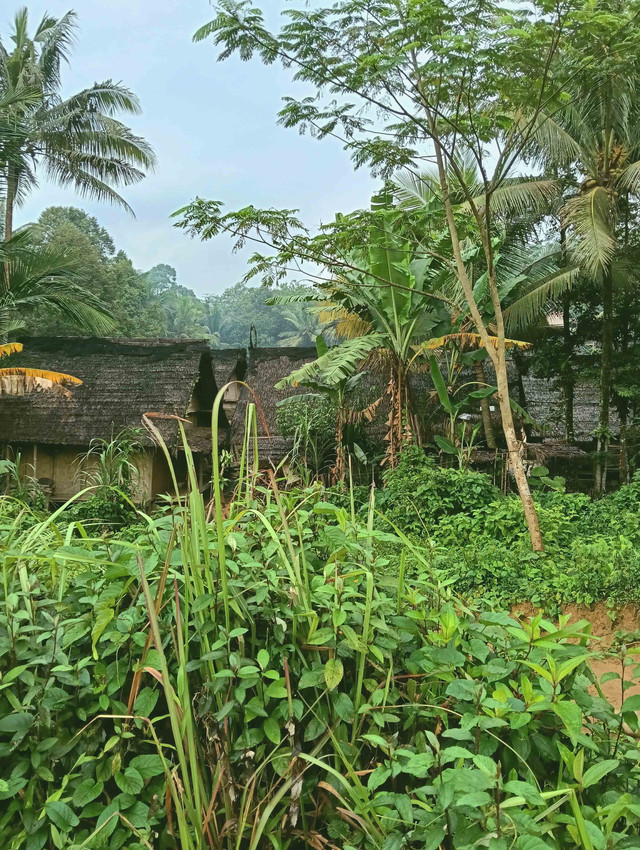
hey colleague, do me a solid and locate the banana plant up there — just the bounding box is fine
[276,335,380,481]
[274,193,440,466]
[428,355,494,469]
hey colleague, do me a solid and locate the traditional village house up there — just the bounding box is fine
[0,337,246,503]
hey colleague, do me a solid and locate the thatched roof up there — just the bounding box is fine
[211,348,247,394]
[0,337,220,449]
[230,347,317,463]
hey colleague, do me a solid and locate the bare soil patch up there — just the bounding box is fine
[511,602,640,710]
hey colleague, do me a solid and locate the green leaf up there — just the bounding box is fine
[257,649,270,670]
[91,607,114,660]
[503,780,545,806]
[434,435,457,454]
[530,465,550,477]
[324,658,344,691]
[72,779,104,808]
[456,791,492,808]
[622,695,640,713]
[368,764,391,789]
[115,767,144,795]
[45,801,79,831]
[263,717,281,745]
[552,701,582,744]
[334,692,355,722]
[581,759,619,788]
[265,680,288,699]
[133,687,158,718]
[428,356,453,413]
[129,754,165,778]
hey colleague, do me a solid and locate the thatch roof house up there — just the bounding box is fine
[230,347,317,465]
[226,347,610,470]
[0,338,245,502]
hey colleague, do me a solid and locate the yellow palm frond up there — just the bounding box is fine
[0,342,24,358]
[423,332,532,351]
[0,368,82,398]
[319,306,372,340]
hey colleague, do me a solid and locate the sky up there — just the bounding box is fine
[9,0,376,295]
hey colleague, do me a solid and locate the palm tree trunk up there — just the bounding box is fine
[4,164,17,242]
[595,265,614,495]
[474,359,496,448]
[562,290,574,443]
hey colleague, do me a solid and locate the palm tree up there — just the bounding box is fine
[0,229,112,395]
[277,304,322,347]
[528,78,640,491]
[202,298,228,347]
[394,165,576,448]
[0,8,155,240]
[0,228,114,339]
[164,293,208,339]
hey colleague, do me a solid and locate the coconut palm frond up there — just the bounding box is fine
[393,168,441,209]
[616,159,640,195]
[0,342,23,357]
[276,333,386,389]
[518,109,583,167]
[469,178,560,217]
[562,188,616,276]
[265,290,325,306]
[504,267,579,333]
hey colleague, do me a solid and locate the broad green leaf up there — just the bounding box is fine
[503,780,545,806]
[456,791,492,808]
[72,779,104,808]
[115,767,144,795]
[45,801,79,831]
[581,759,619,788]
[324,657,344,690]
[263,717,281,745]
[622,694,640,713]
[129,754,165,778]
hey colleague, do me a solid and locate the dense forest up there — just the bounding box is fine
[20,205,317,347]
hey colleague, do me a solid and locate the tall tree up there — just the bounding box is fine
[0,8,155,240]
[27,207,166,338]
[531,79,640,491]
[188,0,618,548]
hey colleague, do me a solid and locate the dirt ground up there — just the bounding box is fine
[510,603,640,710]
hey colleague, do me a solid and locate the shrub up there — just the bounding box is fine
[378,445,499,535]
[3,487,640,850]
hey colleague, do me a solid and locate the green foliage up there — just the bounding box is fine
[276,393,337,476]
[378,446,499,534]
[26,208,167,338]
[3,474,640,848]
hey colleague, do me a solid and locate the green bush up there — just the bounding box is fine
[3,487,640,850]
[378,445,499,535]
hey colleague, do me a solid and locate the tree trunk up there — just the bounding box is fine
[562,289,574,443]
[620,404,628,485]
[595,265,614,495]
[4,164,16,242]
[495,352,544,551]
[474,359,496,448]
[426,114,543,551]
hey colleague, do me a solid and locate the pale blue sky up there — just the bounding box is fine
[9,0,375,294]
